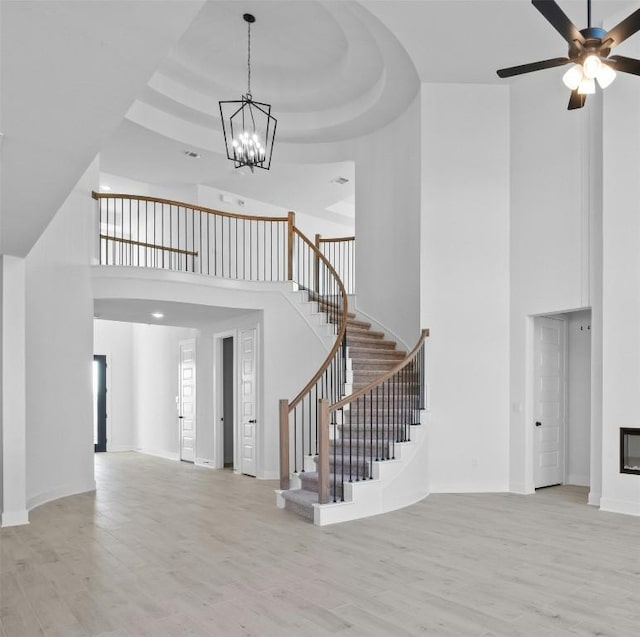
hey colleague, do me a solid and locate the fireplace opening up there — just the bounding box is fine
[620,428,640,475]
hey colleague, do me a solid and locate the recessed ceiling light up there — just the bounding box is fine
[100,185,111,191]
[183,150,200,158]
[151,312,164,319]
[330,176,349,185]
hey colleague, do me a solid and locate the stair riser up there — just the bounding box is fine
[300,477,344,498]
[348,338,396,350]
[331,437,392,450]
[344,319,372,329]
[284,499,314,522]
[327,461,371,478]
[352,375,420,385]
[349,348,405,360]
[350,360,399,371]
[346,329,385,340]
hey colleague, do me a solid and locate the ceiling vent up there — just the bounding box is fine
[183,150,200,158]
[330,176,349,185]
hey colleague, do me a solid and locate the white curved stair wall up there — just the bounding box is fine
[312,413,429,526]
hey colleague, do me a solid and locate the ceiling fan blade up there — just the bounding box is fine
[532,0,585,45]
[608,55,640,77]
[496,57,571,78]
[603,9,640,48]
[568,89,586,110]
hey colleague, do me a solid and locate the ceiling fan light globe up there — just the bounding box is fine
[596,64,617,89]
[583,55,602,80]
[562,64,584,90]
[578,77,596,95]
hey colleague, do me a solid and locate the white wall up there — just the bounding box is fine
[93,319,135,451]
[0,255,28,526]
[92,269,329,478]
[354,93,421,346]
[92,319,221,466]
[509,73,593,494]
[197,184,353,240]
[600,65,640,516]
[132,323,196,460]
[421,83,511,492]
[25,158,98,510]
[566,310,591,487]
[99,172,198,205]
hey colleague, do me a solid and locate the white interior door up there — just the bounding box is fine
[534,316,566,488]
[239,328,257,476]
[179,339,196,462]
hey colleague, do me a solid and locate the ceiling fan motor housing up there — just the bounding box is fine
[571,27,609,59]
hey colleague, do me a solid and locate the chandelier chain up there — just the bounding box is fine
[247,20,252,98]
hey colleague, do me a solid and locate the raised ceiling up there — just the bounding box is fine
[128,0,420,149]
[5,1,640,257]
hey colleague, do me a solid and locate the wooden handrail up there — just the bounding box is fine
[331,328,430,412]
[289,227,349,411]
[317,236,356,243]
[92,191,290,223]
[100,234,198,257]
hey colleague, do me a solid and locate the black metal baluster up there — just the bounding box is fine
[369,390,373,477]
[333,411,337,503]
[293,408,298,473]
[104,199,109,265]
[300,398,305,473]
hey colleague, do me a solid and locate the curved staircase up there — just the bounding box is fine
[277,303,429,525]
[90,192,428,527]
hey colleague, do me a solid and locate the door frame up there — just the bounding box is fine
[213,329,237,471]
[93,354,107,453]
[213,322,260,474]
[532,314,568,489]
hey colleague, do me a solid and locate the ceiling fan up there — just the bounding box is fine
[497,0,640,109]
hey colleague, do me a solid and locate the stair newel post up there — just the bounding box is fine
[314,233,321,295]
[318,398,330,504]
[287,211,295,282]
[279,399,290,490]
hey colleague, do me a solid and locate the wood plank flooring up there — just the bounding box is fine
[1,452,639,636]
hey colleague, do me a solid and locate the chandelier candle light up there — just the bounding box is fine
[219,13,277,171]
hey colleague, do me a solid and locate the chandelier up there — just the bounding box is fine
[219,13,277,171]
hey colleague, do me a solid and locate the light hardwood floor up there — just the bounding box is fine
[1,453,639,636]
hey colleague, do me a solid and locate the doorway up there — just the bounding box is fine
[93,355,107,452]
[533,311,591,490]
[222,336,234,468]
[533,316,566,488]
[214,325,258,475]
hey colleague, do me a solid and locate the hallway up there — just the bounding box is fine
[1,453,638,636]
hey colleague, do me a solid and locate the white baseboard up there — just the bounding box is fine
[195,457,216,469]
[135,448,179,462]
[566,473,590,487]
[107,444,136,453]
[430,481,509,494]
[26,479,97,513]
[1,510,30,527]
[599,496,640,517]
[588,491,601,507]
[509,481,535,494]
[258,470,280,480]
